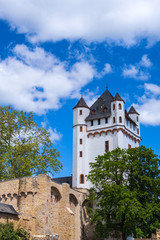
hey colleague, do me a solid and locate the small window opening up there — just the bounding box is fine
[105,118,108,124]
[80,126,82,132]
[98,119,101,125]
[137,128,139,134]
[91,109,95,115]
[80,174,84,184]
[80,138,82,144]
[105,141,109,151]
[137,116,138,122]
[128,144,131,149]
[113,104,115,110]
[119,116,122,123]
[80,151,83,157]
[113,117,116,123]
[79,110,82,115]
[103,107,107,113]
[91,120,93,126]
[118,103,122,110]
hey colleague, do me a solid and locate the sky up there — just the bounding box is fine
[0,0,160,177]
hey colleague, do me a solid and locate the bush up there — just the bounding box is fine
[0,222,30,240]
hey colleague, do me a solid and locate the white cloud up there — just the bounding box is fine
[83,87,100,107]
[0,44,95,114]
[122,55,151,80]
[48,127,62,143]
[0,0,160,45]
[96,63,112,79]
[41,121,62,143]
[140,54,152,68]
[134,83,160,125]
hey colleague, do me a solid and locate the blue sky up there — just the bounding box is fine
[0,0,160,177]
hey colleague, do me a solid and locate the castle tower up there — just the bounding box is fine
[72,97,90,189]
[72,89,141,189]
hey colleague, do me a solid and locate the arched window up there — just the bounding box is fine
[137,116,138,122]
[80,174,84,184]
[137,128,139,134]
[118,103,122,110]
[113,104,115,110]
[51,187,61,203]
[119,116,122,123]
[113,117,116,123]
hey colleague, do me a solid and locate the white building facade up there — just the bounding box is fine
[72,89,141,189]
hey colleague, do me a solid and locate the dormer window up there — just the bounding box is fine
[91,109,95,115]
[118,103,122,110]
[103,107,107,113]
[113,104,115,110]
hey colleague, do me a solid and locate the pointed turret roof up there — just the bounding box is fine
[85,89,114,121]
[73,97,89,109]
[128,106,139,115]
[112,92,124,102]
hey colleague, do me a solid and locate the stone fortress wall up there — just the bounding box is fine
[0,174,92,240]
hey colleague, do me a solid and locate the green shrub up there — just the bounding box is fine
[0,222,30,240]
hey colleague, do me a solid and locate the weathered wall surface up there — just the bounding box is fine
[0,174,90,240]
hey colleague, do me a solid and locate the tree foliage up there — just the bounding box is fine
[0,222,30,240]
[0,106,62,180]
[87,146,160,240]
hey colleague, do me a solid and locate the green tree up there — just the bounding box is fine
[0,222,30,240]
[0,106,62,180]
[87,146,160,240]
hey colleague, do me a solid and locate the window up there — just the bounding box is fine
[105,141,109,151]
[137,116,138,122]
[105,118,108,124]
[80,138,82,144]
[80,174,84,184]
[103,107,107,113]
[98,119,101,125]
[91,120,93,126]
[137,128,139,134]
[113,117,116,123]
[91,109,95,115]
[128,144,131,149]
[113,104,115,110]
[79,110,82,115]
[118,103,122,109]
[80,126,82,132]
[80,151,83,157]
[119,116,122,123]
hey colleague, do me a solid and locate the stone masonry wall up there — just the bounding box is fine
[0,174,89,240]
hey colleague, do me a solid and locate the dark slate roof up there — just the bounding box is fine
[85,89,114,121]
[128,106,139,115]
[52,176,72,188]
[73,97,89,109]
[0,202,18,215]
[112,92,124,102]
[125,110,137,126]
